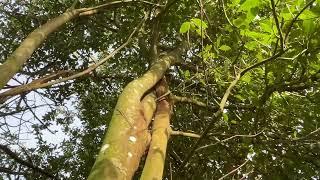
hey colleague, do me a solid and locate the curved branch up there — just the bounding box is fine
[0,0,161,90]
[178,51,285,170]
[0,17,146,103]
[284,0,316,41]
[294,127,320,141]
[218,159,249,180]
[171,95,254,110]
[196,131,264,151]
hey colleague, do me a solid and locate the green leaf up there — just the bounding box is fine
[231,0,241,6]
[310,62,320,71]
[191,18,208,29]
[179,22,191,34]
[244,41,259,51]
[235,94,245,101]
[231,120,238,124]
[293,131,297,139]
[200,79,206,86]
[241,73,251,83]
[295,0,304,7]
[260,20,273,33]
[223,113,229,123]
[241,29,271,45]
[216,35,222,47]
[219,45,231,51]
[184,70,190,79]
[233,15,248,28]
[205,44,212,51]
[279,12,292,21]
[299,10,318,20]
[302,19,315,34]
[239,0,262,12]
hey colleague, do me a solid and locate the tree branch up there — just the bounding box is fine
[0,0,158,90]
[0,144,55,178]
[178,51,285,170]
[294,127,320,141]
[284,0,316,41]
[0,166,26,175]
[270,0,284,49]
[171,95,254,110]
[0,17,146,103]
[240,51,284,76]
[78,0,164,16]
[171,130,201,138]
[218,159,249,180]
[171,95,206,107]
[220,0,234,27]
[196,131,264,151]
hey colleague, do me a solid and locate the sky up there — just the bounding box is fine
[0,76,82,150]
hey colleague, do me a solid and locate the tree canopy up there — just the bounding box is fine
[0,0,320,179]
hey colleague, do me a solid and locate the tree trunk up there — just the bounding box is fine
[87,42,185,179]
[87,56,175,179]
[140,77,171,180]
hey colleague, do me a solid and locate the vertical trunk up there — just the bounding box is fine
[140,78,171,180]
[87,56,175,180]
[87,44,185,179]
[0,10,82,89]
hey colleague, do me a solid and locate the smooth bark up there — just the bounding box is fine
[140,78,171,180]
[87,52,179,180]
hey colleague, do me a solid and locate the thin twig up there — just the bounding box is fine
[171,95,254,110]
[220,0,234,27]
[196,131,264,151]
[294,127,320,141]
[218,159,249,180]
[178,51,285,170]
[0,144,55,178]
[171,95,206,107]
[170,162,173,180]
[171,130,201,138]
[240,51,284,76]
[22,98,56,134]
[270,0,284,49]
[178,111,221,170]
[219,73,240,111]
[68,0,80,10]
[0,166,26,175]
[156,90,171,101]
[284,0,316,41]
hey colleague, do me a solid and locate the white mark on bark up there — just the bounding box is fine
[129,136,137,143]
[101,144,110,152]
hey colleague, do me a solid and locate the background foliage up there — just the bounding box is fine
[0,0,320,179]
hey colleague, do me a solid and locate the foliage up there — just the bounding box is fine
[0,0,320,179]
